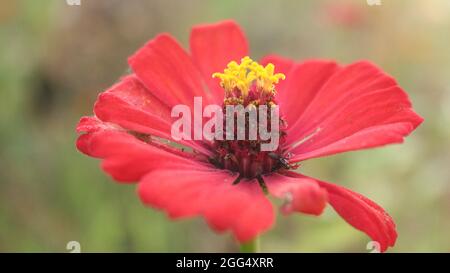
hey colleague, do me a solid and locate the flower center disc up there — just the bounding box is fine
[210,57,290,179]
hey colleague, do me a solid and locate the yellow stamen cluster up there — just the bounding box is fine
[212,56,286,98]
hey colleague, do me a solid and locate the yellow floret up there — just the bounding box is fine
[212,56,285,99]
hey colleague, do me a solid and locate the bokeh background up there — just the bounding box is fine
[0,0,448,252]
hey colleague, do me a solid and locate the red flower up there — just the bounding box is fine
[76,20,423,252]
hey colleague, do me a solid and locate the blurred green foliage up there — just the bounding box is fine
[0,0,448,252]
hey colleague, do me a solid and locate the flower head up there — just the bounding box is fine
[76,20,423,252]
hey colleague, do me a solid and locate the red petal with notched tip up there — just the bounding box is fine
[139,171,274,243]
[280,61,423,162]
[318,180,397,252]
[282,171,397,252]
[93,75,212,155]
[76,117,211,182]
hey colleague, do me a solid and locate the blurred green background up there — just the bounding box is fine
[0,0,448,252]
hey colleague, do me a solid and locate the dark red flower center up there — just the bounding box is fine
[209,57,296,181]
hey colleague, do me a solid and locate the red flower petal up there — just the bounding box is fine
[93,75,211,155]
[265,173,328,216]
[94,75,170,134]
[284,61,423,162]
[275,59,340,131]
[128,34,215,107]
[76,117,211,182]
[282,171,397,252]
[138,171,274,242]
[317,179,397,252]
[190,20,249,104]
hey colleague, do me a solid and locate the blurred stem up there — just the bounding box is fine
[240,237,260,253]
